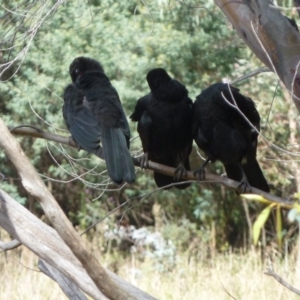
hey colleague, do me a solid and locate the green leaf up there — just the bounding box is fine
[253,204,274,245]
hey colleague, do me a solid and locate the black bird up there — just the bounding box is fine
[130,68,193,189]
[193,83,269,193]
[63,57,135,184]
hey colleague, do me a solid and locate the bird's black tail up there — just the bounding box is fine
[224,159,269,193]
[102,127,136,184]
[242,158,269,192]
[154,157,191,190]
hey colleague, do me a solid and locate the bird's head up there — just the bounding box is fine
[146,68,171,92]
[69,57,104,82]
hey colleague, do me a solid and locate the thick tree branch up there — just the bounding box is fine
[0,118,150,300]
[215,0,300,112]
[7,123,293,206]
[0,189,155,300]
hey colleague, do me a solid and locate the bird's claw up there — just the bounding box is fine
[194,168,205,181]
[174,164,187,180]
[139,153,149,169]
[236,180,252,194]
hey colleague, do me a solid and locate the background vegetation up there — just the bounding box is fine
[1,1,300,298]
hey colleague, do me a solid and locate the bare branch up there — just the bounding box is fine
[8,125,78,149]
[136,159,293,205]
[230,66,271,84]
[0,239,21,251]
[6,123,294,206]
[265,257,300,296]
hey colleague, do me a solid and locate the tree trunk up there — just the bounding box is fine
[215,0,300,112]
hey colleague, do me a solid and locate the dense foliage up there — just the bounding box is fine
[0,0,298,252]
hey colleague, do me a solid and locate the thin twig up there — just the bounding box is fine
[220,282,237,300]
[230,66,271,84]
[265,256,300,296]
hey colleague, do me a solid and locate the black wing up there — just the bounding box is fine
[63,84,103,157]
[75,71,135,184]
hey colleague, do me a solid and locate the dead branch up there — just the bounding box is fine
[135,159,293,205]
[6,123,294,206]
[215,0,300,112]
[0,118,152,300]
[265,257,300,295]
[9,125,78,149]
[0,188,155,300]
[230,66,271,84]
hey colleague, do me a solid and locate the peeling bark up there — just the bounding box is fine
[215,0,300,112]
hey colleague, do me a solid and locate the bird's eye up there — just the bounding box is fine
[75,68,80,74]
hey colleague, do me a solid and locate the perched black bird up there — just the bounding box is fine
[63,57,135,184]
[193,83,269,193]
[130,68,193,189]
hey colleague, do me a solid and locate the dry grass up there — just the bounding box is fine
[1,234,300,300]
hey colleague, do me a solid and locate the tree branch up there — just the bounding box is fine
[137,159,293,205]
[230,66,271,84]
[9,125,78,149]
[6,123,294,206]
[265,257,300,295]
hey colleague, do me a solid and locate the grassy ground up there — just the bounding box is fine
[1,236,300,300]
